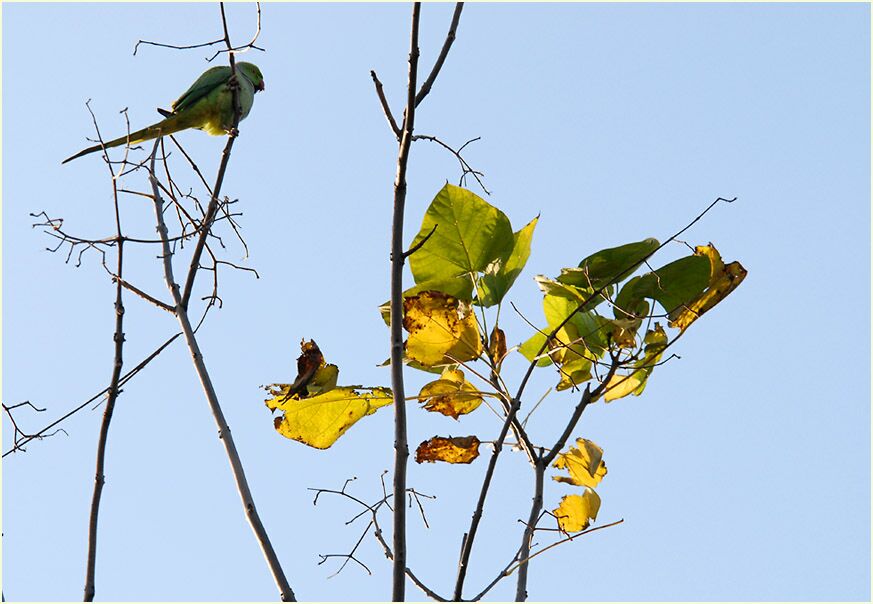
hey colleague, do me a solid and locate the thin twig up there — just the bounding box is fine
[413,134,490,195]
[370,71,402,139]
[83,108,128,601]
[114,277,175,312]
[402,224,437,260]
[415,3,464,107]
[2,334,180,458]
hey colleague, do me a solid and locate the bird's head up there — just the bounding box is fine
[237,62,265,93]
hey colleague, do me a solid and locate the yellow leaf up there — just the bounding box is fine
[610,318,640,348]
[552,438,607,487]
[265,386,393,449]
[415,436,481,464]
[554,490,601,533]
[669,245,747,331]
[418,368,483,419]
[603,372,645,402]
[403,291,483,367]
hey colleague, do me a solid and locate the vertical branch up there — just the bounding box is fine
[148,142,295,601]
[390,4,422,600]
[514,358,619,601]
[180,2,241,309]
[453,398,522,601]
[83,131,127,603]
[514,460,545,603]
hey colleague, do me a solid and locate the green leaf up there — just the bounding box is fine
[409,184,514,285]
[613,276,650,320]
[518,331,553,367]
[574,238,660,289]
[477,216,539,307]
[630,255,711,315]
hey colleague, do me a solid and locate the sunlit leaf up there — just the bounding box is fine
[266,386,393,449]
[554,490,601,533]
[669,245,747,331]
[418,368,483,419]
[409,184,514,285]
[518,331,553,367]
[552,438,608,488]
[415,435,481,464]
[477,216,539,307]
[603,372,645,402]
[403,291,483,367]
[534,275,595,305]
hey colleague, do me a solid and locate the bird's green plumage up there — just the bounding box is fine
[63,62,264,164]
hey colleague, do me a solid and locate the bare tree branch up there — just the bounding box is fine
[148,137,294,601]
[83,106,129,601]
[415,3,464,107]
[387,4,423,600]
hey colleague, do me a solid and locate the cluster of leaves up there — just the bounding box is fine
[264,183,746,533]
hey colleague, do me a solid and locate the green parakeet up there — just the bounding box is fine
[63,62,265,164]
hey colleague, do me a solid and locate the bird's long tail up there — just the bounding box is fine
[62,115,188,164]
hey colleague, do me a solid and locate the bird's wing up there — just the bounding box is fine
[171,65,231,113]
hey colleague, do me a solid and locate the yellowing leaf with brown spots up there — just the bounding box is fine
[554,490,601,532]
[415,436,481,464]
[403,291,483,367]
[552,438,607,488]
[265,386,393,449]
[669,245,747,331]
[418,368,483,419]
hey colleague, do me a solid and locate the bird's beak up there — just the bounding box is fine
[256,81,266,92]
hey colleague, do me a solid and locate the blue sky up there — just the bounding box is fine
[2,2,870,601]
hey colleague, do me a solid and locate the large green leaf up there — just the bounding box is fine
[567,238,660,289]
[409,184,514,285]
[477,216,538,307]
[628,255,711,315]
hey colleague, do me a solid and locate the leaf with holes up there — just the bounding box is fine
[415,436,481,464]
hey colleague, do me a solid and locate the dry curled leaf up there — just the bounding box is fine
[415,435,481,464]
[552,438,607,488]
